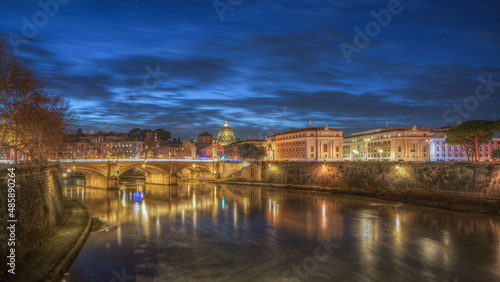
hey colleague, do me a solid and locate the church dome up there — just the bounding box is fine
[217,120,235,146]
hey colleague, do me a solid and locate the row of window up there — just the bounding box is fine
[277,153,341,159]
[276,132,341,141]
[437,146,496,152]
[436,154,488,158]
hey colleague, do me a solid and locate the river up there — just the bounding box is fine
[61,179,500,281]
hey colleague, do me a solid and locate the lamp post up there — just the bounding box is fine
[379,149,383,161]
[353,149,358,161]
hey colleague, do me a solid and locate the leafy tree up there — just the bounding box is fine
[139,129,153,140]
[237,143,266,159]
[76,128,85,137]
[154,128,172,141]
[0,37,75,163]
[492,149,500,159]
[446,120,499,161]
[128,128,141,139]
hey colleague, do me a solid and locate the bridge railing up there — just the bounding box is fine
[49,158,241,163]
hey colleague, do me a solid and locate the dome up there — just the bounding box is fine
[217,120,235,146]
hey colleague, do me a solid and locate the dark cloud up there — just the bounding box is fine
[1,0,499,140]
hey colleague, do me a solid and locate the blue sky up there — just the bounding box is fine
[1,0,499,140]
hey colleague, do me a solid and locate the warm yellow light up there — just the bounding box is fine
[193,164,195,167]
[396,166,400,169]
[214,171,217,174]
[142,164,145,167]
[63,173,67,177]
[72,166,75,169]
[67,169,71,172]
[269,164,271,167]
[323,165,325,167]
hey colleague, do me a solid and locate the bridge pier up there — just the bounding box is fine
[146,173,177,185]
[86,176,119,190]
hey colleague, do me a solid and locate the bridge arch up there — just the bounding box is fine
[176,163,214,180]
[60,165,106,179]
[116,163,169,178]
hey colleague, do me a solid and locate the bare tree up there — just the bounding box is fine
[1,37,76,163]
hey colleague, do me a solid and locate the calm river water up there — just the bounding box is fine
[61,179,500,282]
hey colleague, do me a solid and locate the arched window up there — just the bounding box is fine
[323,144,328,152]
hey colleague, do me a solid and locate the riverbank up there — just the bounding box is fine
[4,199,90,282]
[214,180,500,216]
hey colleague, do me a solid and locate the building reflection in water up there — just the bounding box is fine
[62,179,500,281]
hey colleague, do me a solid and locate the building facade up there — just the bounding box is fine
[430,127,500,161]
[57,137,145,159]
[343,126,431,161]
[266,123,343,161]
[197,131,213,149]
[199,142,225,160]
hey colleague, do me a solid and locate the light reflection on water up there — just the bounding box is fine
[62,179,500,281]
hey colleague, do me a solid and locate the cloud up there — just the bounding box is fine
[1,0,499,140]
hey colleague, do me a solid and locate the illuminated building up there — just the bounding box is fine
[430,127,500,161]
[199,142,225,160]
[343,125,430,161]
[266,121,343,161]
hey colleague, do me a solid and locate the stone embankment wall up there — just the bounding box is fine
[0,166,65,277]
[227,162,500,198]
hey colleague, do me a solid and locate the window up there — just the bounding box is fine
[336,146,339,152]
[323,144,327,152]
[411,144,416,152]
[398,147,401,152]
[311,147,314,152]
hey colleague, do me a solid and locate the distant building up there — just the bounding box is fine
[343,125,430,161]
[216,120,236,146]
[155,140,196,159]
[57,133,145,159]
[199,142,225,160]
[197,131,213,151]
[430,127,500,161]
[266,121,343,161]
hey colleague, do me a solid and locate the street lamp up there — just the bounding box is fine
[353,149,358,161]
[379,149,383,161]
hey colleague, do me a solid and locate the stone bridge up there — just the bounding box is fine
[55,159,246,189]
